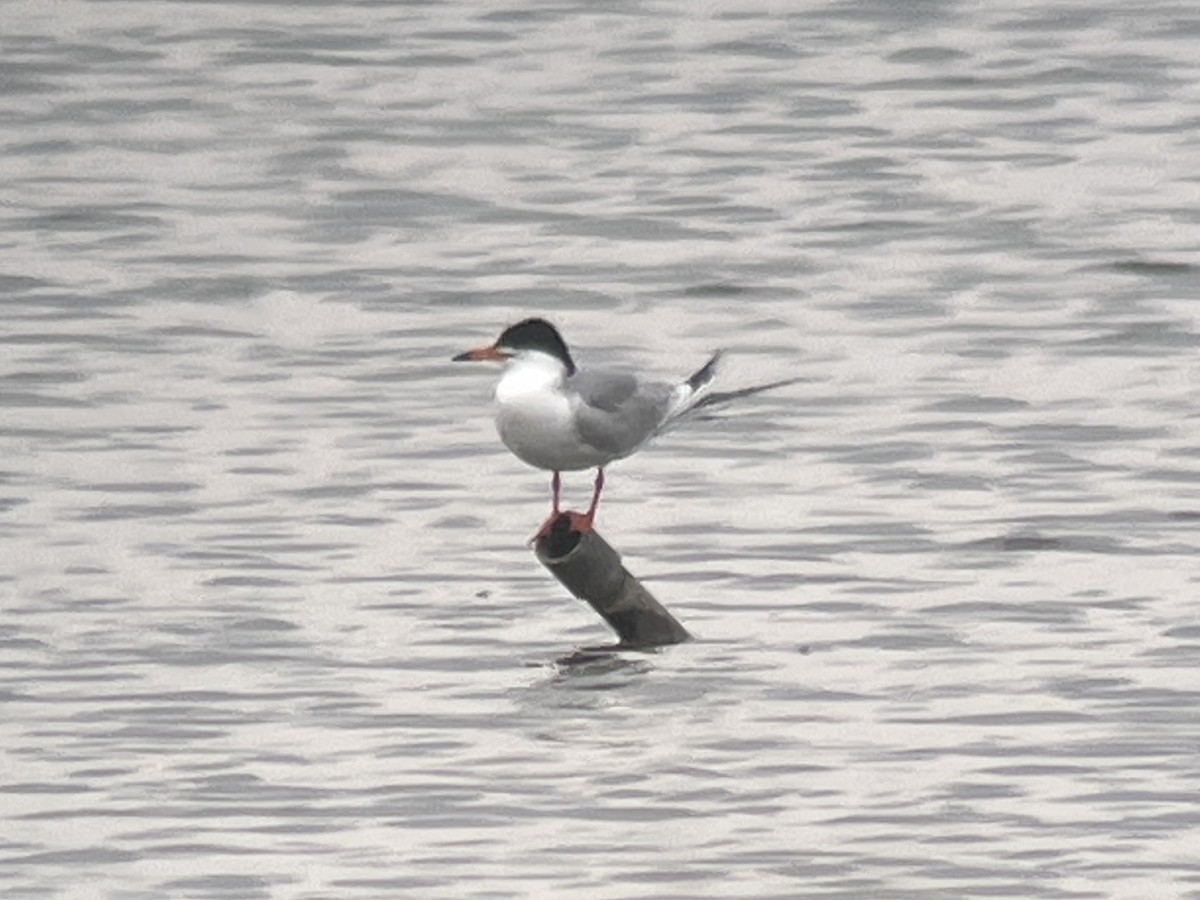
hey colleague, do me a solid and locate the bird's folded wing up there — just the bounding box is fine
[568,370,639,410]
[570,372,671,457]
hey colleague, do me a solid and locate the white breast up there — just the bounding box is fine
[493,353,610,471]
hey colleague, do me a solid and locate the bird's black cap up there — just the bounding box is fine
[496,318,576,374]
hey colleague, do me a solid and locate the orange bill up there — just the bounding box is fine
[452,345,509,362]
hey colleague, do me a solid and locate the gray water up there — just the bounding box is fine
[3,1,1200,898]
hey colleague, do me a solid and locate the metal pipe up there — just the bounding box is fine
[533,514,691,648]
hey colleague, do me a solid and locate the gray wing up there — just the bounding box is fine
[568,369,673,458]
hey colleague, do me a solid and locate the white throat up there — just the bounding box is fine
[494,350,568,403]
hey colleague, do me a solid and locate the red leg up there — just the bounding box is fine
[531,471,565,544]
[578,467,605,529]
[534,468,605,543]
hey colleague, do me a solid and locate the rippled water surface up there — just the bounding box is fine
[3,1,1200,898]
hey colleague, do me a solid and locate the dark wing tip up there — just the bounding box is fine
[687,349,723,392]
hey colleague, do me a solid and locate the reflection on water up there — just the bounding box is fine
[3,0,1199,897]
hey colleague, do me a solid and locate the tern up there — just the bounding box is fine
[453,318,721,534]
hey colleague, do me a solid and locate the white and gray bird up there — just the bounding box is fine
[453,318,721,532]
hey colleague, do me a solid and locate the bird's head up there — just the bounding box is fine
[453,317,577,376]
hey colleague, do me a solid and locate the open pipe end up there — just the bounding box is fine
[532,512,584,561]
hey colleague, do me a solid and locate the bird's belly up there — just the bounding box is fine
[495,399,607,471]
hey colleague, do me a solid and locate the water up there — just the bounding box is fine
[3,1,1199,897]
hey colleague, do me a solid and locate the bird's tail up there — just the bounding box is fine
[662,350,724,429]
